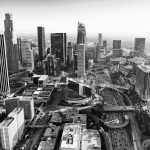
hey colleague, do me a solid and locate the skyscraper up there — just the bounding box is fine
[67,42,73,66]
[103,40,107,48]
[20,39,34,71]
[17,38,22,64]
[4,13,19,74]
[113,40,121,49]
[77,22,86,44]
[134,38,145,51]
[44,54,55,76]
[135,65,150,100]
[51,33,67,67]
[98,33,102,46]
[96,33,103,60]
[37,27,45,61]
[19,96,34,120]
[0,34,10,95]
[77,44,85,77]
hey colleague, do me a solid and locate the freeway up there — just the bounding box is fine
[99,88,132,150]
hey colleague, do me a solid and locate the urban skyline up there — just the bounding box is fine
[1,1,150,150]
[0,0,150,39]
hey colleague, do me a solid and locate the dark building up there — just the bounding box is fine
[68,80,79,93]
[19,96,34,120]
[74,54,78,71]
[135,65,150,100]
[44,54,55,76]
[113,40,121,49]
[103,40,107,48]
[51,33,67,67]
[55,58,61,76]
[4,13,19,74]
[113,49,123,57]
[98,33,102,47]
[17,38,22,64]
[134,38,145,51]
[37,26,45,61]
[5,97,19,114]
[44,55,61,76]
[67,42,74,67]
[47,48,50,55]
[0,34,10,95]
[77,22,86,44]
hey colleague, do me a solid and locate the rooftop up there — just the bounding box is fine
[82,129,101,150]
[10,107,22,114]
[1,117,14,127]
[20,96,33,101]
[38,140,56,150]
[60,123,81,149]
[33,74,42,78]
[38,75,49,81]
[138,65,150,73]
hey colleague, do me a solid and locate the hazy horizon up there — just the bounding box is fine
[1,0,150,39]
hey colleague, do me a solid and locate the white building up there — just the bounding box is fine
[38,75,49,87]
[72,114,87,128]
[60,123,81,150]
[0,117,18,150]
[81,129,101,150]
[8,107,25,139]
[21,39,34,71]
[77,44,85,77]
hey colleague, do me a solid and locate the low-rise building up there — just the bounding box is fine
[81,129,101,150]
[38,75,49,87]
[60,123,81,150]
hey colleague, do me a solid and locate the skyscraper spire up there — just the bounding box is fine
[77,22,86,44]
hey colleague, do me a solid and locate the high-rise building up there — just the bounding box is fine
[44,54,54,76]
[135,65,150,101]
[96,33,103,60]
[96,45,101,60]
[8,107,25,139]
[113,40,121,49]
[4,13,19,74]
[5,97,19,115]
[67,42,73,66]
[113,49,123,57]
[134,38,145,51]
[19,96,34,120]
[44,54,61,76]
[74,54,78,71]
[51,33,67,67]
[20,39,34,71]
[17,38,23,64]
[0,34,10,95]
[103,40,107,54]
[77,22,86,44]
[103,40,107,48]
[98,33,102,46]
[37,27,45,61]
[0,116,18,150]
[55,58,61,76]
[77,44,85,76]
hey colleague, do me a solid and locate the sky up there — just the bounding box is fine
[0,0,150,39]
